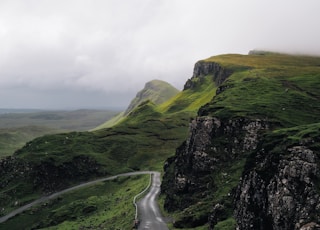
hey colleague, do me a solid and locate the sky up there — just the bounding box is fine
[1,0,320,110]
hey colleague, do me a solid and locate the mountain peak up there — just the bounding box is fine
[124,79,179,115]
[93,79,180,129]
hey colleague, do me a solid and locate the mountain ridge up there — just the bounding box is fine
[161,52,320,229]
[1,51,320,229]
[93,79,179,129]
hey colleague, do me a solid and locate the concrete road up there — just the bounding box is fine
[137,172,169,230]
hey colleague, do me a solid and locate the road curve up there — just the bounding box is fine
[137,172,169,230]
[0,170,158,224]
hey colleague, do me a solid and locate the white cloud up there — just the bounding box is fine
[0,0,320,109]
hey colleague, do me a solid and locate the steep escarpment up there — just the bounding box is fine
[235,126,320,230]
[162,52,320,229]
[184,61,232,90]
[162,116,269,228]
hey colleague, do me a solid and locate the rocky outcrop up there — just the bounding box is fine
[161,116,269,227]
[0,155,102,213]
[235,141,320,229]
[183,61,232,90]
[31,155,101,193]
[0,157,31,189]
[162,114,320,229]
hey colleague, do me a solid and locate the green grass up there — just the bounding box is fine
[92,112,126,130]
[200,54,320,127]
[0,175,149,230]
[93,79,180,130]
[0,109,120,157]
[214,217,236,230]
[0,126,58,158]
[158,75,217,113]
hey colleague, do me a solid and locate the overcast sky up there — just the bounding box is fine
[1,0,320,109]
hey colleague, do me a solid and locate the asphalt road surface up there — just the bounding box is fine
[0,171,163,225]
[136,172,169,230]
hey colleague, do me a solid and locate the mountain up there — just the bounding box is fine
[161,51,320,229]
[1,51,320,229]
[0,75,214,228]
[124,79,180,115]
[93,79,179,129]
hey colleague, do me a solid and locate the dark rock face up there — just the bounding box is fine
[235,144,320,230]
[31,155,101,193]
[183,61,232,90]
[0,157,31,189]
[162,113,320,229]
[161,116,269,227]
[0,154,102,204]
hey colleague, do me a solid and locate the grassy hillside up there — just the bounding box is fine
[0,74,216,229]
[158,75,217,113]
[162,52,320,229]
[0,109,119,157]
[0,175,149,230]
[2,51,320,229]
[125,79,180,114]
[94,79,180,129]
[0,126,57,158]
[200,52,320,126]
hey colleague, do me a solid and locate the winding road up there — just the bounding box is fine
[136,172,169,230]
[0,171,168,229]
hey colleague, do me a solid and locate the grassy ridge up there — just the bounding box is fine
[0,78,216,222]
[94,79,180,129]
[158,75,217,113]
[170,52,320,228]
[200,53,320,127]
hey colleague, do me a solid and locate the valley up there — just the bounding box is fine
[0,109,120,158]
[1,51,320,229]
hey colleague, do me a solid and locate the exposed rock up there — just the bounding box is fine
[161,116,269,227]
[32,155,101,193]
[184,61,232,90]
[0,154,102,210]
[234,143,320,230]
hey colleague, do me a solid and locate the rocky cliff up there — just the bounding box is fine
[184,61,232,90]
[161,53,320,229]
[162,115,270,228]
[235,129,320,230]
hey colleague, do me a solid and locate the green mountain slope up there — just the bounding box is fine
[0,73,216,229]
[2,51,320,229]
[199,52,320,126]
[161,51,320,229]
[93,79,180,129]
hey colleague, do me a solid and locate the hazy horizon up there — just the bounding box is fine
[1,0,320,109]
